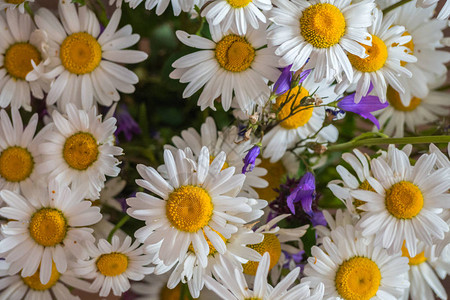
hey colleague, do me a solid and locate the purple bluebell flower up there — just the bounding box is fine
[115,104,142,142]
[286,172,315,215]
[310,210,327,227]
[242,145,260,174]
[337,85,388,129]
[274,65,293,95]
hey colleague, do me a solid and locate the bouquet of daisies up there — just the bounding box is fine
[0,0,449,299]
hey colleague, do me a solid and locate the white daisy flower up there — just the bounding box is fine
[73,235,154,297]
[374,80,450,137]
[0,181,102,284]
[0,9,49,111]
[0,260,92,300]
[302,224,410,299]
[336,8,416,103]
[127,146,267,273]
[37,104,123,200]
[201,0,272,35]
[164,116,268,198]
[416,0,450,20]
[205,252,325,300]
[160,226,263,298]
[381,0,450,106]
[314,209,359,243]
[33,2,147,110]
[268,0,375,83]
[242,214,308,284]
[126,0,201,16]
[170,25,280,112]
[401,241,448,300]
[0,109,50,198]
[261,74,339,163]
[0,0,34,14]
[351,145,450,257]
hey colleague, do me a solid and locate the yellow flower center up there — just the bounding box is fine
[227,0,252,8]
[348,35,388,73]
[63,132,99,170]
[386,86,421,112]
[215,35,255,72]
[353,180,375,213]
[335,256,381,300]
[166,185,214,232]
[401,242,427,265]
[60,32,102,75]
[274,86,314,130]
[160,284,192,300]
[96,252,129,277]
[29,208,67,247]
[0,146,34,182]
[300,3,346,49]
[188,228,227,255]
[4,43,42,80]
[243,233,281,276]
[22,262,60,291]
[385,181,423,219]
[254,158,286,202]
[245,298,262,300]
[210,156,229,171]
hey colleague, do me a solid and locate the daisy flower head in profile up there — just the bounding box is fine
[0,9,50,111]
[0,0,34,13]
[0,259,92,300]
[351,145,450,257]
[261,70,339,163]
[126,0,201,16]
[381,0,450,106]
[73,235,154,297]
[335,8,416,103]
[205,252,325,300]
[126,146,267,273]
[0,108,50,198]
[170,25,281,112]
[0,180,102,285]
[164,116,268,198]
[268,0,375,83]
[374,76,450,137]
[302,224,410,299]
[33,1,148,110]
[201,0,272,35]
[37,104,123,200]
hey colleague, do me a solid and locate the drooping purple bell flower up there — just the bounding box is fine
[242,145,260,174]
[273,64,312,95]
[115,104,142,142]
[286,172,315,215]
[337,85,388,129]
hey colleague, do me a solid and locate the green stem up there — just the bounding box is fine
[382,0,413,14]
[24,2,34,16]
[327,135,450,152]
[107,215,130,243]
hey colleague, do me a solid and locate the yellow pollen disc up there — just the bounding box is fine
[244,298,262,300]
[60,32,102,75]
[4,43,42,80]
[353,180,375,213]
[385,181,424,219]
[348,35,388,73]
[29,208,67,247]
[0,146,34,182]
[254,158,286,202]
[227,0,252,8]
[386,86,421,112]
[160,284,192,300]
[274,86,313,130]
[300,3,346,49]
[63,132,99,170]
[215,35,255,72]
[96,252,129,277]
[22,262,60,291]
[335,256,381,300]
[188,228,227,255]
[243,233,281,276]
[401,242,427,265]
[166,185,214,232]
[210,156,229,171]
